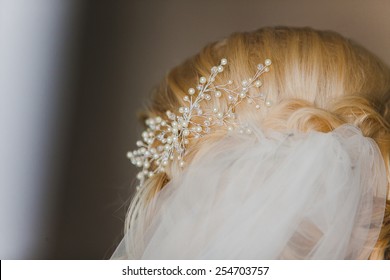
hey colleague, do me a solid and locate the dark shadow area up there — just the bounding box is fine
[50,1,137,259]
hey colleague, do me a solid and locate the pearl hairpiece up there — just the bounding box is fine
[127,58,272,189]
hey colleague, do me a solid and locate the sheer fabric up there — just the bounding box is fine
[112,125,387,259]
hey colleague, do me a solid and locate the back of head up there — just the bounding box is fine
[125,26,390,259]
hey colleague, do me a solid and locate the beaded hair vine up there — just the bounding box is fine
[127,58,272,189]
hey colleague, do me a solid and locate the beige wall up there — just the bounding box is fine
[53,0,390,259]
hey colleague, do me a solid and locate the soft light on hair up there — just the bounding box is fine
[126,26,390,259]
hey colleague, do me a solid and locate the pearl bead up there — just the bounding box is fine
[215,91,221,98]
[166,111,175,119]
[183,129,190,136]
[217,65,224,72]
[227,126,233,131]
[264,67,270,72]
[221,58,227,65]
[184,139,189,144]
[200,76,207,84]
[239,92,246,98]
[196,126,202,132]
[217,112,223,119]
[265,100,272,107]
[255,105,260,109]
[179,161,185,167]
[228,80,233,84]
[213,107,218,113]
[162,160,168,166]
[242,80,248,87]
[143,162,150,168]
[265,59,272,66]
[136,141,143,147]
[183,96,189,102]
[255,80,262,87]
[179,107,184,113]
[188,88,195,95]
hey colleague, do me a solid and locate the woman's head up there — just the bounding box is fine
[129,26,390,259]
[146,26,390,174]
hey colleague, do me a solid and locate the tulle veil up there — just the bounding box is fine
[112,124,387,259]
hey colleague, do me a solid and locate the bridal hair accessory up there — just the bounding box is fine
[127,58,272,189]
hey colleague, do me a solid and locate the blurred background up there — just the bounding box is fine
[1,0,389,259]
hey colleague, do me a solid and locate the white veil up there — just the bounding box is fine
[112,124,387,259]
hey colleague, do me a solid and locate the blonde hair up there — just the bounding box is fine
[126,26,390,259]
